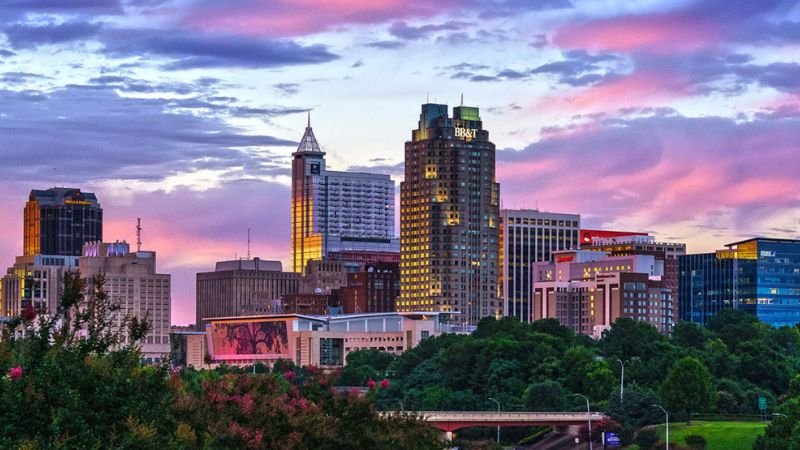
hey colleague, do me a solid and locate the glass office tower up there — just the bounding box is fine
[679,238,800,326]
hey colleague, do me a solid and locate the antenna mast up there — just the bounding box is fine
[247,228,251,260]
[136,218,142,252]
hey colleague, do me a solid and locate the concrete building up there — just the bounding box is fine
[299,259,349,294]
[195,258,300,330]
[80,241,171,361]
[533,250,675,336]
[500,210,580,323]
[24,187,102,257]
[579,229,647,247]
[291,118,396,273]
[583,234,685,328]
[196,312,440,369]
[2,254,79,317]
[399,103,500,326]
[679,238,800,326]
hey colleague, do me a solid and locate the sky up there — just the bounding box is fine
[1,0,798,325]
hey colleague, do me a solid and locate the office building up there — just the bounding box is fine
[399,103,500,326]
[195,258,300,330]
[291,118,396,273]
[500,210,580,323]
[24,188,102,257]
[679,238,800,326]
[579,229,647,247]
[533,250,675,336]
[2,254,79,317]
[583,234,685,328]
[79,241,171,361]
[340,262,400,314]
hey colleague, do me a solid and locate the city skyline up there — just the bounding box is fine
[0,1,798,325]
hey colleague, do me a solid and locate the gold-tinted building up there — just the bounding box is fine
[398,103,500,326]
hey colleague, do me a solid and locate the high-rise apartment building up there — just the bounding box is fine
[500,210,580,323]
[24,188,102,256]
[291,119,396,273]
[195,258,300,330]
[679,238,800,326]
[80,241,171,362]
[398,103,500,326]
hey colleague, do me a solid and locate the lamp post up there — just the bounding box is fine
[398,400,404,413]
[653,404,669,450]
[617,358,624,403]
[489,397,500,444]
[574,394,593,450]
[772,413,787,419]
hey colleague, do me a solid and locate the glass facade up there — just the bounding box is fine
[679,239,800,326]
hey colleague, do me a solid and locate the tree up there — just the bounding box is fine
[659,356,717,423]
[525,380,567,411]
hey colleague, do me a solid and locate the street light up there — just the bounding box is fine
[574,394,593,450]
[653,404,669,450]
[617,358,625,403]
[398,400,404,413]
[488,397,501,444]
[772,413,787,419]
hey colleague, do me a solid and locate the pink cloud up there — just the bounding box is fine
[535,70,691,115]
[184,0,460,37]
[553,13,720,54]
[497,113,800,244]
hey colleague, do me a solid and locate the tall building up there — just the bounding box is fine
[533,249,675,336]
[80,241,171,362]
[195,258,300,330]
[583,234,685,328]
[2,254,79,317]
[679,238,800,326]
[398,103,500,326]
[24,188,102,256]
[291,118,396,273]
[500,210,580,323]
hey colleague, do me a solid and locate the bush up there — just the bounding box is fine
[634,428,659,450]
[685,434,707,449]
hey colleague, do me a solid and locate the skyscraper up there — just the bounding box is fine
[291,117,396,273]
[500,210,580,323]
[24,188,102,257]
[398,103,500,326]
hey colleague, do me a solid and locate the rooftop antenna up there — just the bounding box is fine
[460,93,464,106]
[136,218,142,252]
[307,110,311,128]
[426,92,429,103]
[247,228,251,260]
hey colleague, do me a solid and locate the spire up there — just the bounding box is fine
[296,114,322,153]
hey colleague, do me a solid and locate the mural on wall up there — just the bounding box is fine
[211,320,289,357]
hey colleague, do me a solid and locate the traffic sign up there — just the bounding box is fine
[759,397,767,411]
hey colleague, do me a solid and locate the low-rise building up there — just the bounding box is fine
[196,312,441,369]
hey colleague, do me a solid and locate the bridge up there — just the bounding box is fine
[382,411,608,433]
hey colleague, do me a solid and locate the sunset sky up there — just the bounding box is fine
[1,0,798,325]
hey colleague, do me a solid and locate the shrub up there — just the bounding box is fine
[634,428,659,450]
[685,434,707,449]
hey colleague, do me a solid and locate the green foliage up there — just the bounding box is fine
[635,428,659,449]
[525,380,567,411]
[754,374,800,449]
[0,272,443,450]
[684,434,707,449]
[660,356,717,422]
